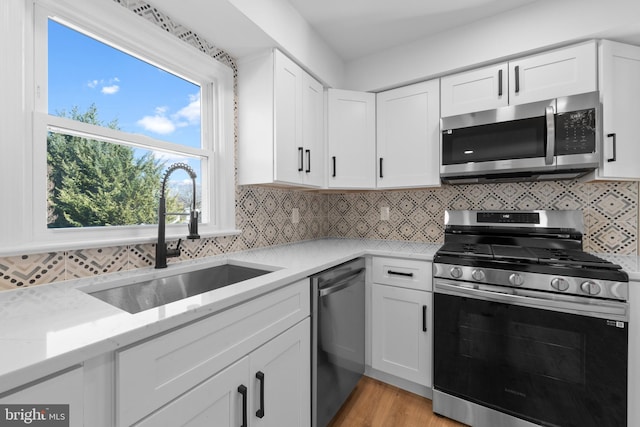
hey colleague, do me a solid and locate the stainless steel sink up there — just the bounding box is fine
[87,263,272,314]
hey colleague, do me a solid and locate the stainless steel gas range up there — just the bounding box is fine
[432,210,629,427]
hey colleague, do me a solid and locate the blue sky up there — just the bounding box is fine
[47,19,202,152]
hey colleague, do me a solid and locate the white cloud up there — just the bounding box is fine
[172,93,200,125]
[87,77,120,95]
[137,114,176,135]
[101,85,120,95]
[137,93,200,135]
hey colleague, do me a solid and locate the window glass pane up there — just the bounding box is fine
[48,19,202,149]
[47,129,202,228]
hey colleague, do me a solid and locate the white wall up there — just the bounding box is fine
[344,0,640,91]
[229,0,345,87]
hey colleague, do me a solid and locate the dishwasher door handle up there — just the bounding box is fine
[318,268,365,297]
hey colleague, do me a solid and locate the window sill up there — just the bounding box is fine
[0,228,242,257]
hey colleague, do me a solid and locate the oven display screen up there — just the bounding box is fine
[476,212,540,224]
[433,293,627,427]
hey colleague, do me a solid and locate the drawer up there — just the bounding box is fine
[372,257,432,291]
[116,279,310,427]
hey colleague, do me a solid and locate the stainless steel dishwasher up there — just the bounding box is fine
[311,258,365,427]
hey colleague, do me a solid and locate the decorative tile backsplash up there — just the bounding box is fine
[1,1,638,291]
[326,181,639,256]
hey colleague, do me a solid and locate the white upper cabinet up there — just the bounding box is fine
[376,80,440,188]
[441,41,597,116]
[327,88,376,189]
[441,63,508,117]
[596,40,640,180]
[508,41,597,105]
[238,49,324,188]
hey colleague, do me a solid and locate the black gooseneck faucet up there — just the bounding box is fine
[155,163,200,269]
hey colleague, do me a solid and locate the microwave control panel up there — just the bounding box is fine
[555,108,596,155]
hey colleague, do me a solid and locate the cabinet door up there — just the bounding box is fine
[250,318,310,427]
[327,89,376,189]
[302,73,324,187]
[274,49,303,185]
[598,40,640,180]
[371,284,432,387]
[376,80,440,188]
[135,358,250,427]
[0,367,83,427]
[440,63,508,117]
[509,42,597,105]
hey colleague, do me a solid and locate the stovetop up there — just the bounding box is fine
[437,242,624,271]
[434,210,629,300]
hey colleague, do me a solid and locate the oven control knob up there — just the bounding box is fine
[509,273,524,286]
[551,278,569,292]
[581,281,601,296]
[471,269,485,281]
[450,267,463,279]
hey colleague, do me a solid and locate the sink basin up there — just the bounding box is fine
[87,263,273,314]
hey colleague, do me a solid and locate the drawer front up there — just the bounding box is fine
[372,257,432,291]
[117,279,310,427]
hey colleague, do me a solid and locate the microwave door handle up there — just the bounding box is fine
[545,106,555,165]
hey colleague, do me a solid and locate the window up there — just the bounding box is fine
[26,0,236,250]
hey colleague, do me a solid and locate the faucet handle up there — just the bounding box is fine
[166,238,182,258]
[187,210,200,240]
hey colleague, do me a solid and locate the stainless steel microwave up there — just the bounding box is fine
[440,91,599,184]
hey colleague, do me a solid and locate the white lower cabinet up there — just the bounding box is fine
[249,318,310,427]
[116,280,310,427]
[135,319,310,427]
[370,257,433,389]
[371,283,432,387]
[0,367,84,427]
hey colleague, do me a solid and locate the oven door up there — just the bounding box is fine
[433,280,628,427]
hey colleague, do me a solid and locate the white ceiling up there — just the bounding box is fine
[286,0,538,61]
[148,0,539,61]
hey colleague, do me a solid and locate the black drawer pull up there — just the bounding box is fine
[498,69,503,96]
[387,270,414,278]
[256,371,265,418]
[332,156,336,177]
[379,157,383,178]
[607,133,617,162]
[237,384,247,427]
[298,147,304,172]
[422,305,427,332]
[305,149,311,173]
[515,65,520,93]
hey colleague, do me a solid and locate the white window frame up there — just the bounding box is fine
[12,0,237,254]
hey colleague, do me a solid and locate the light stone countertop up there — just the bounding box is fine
[0,237,637,395]
[0,238,440,394]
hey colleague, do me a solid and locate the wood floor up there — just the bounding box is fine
[327,376,468,427]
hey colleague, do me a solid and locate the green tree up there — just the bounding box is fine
[47,104,182,228]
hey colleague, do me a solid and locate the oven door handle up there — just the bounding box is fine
[434,281,629,321]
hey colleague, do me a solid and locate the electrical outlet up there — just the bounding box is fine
[292,208,300,224]
[380,206,390,221]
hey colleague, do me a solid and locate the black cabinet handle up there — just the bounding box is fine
[388,270,413,278]
[298,147,304,172]
[498,69,503,96]
[422,305,427,332]
[514,65,520,93]
[607,133,617,162]
[237,384,248,427]
[305,150,311,173]
[256,371,265,418]
[332,156,336,177]
[379,158,383,178]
